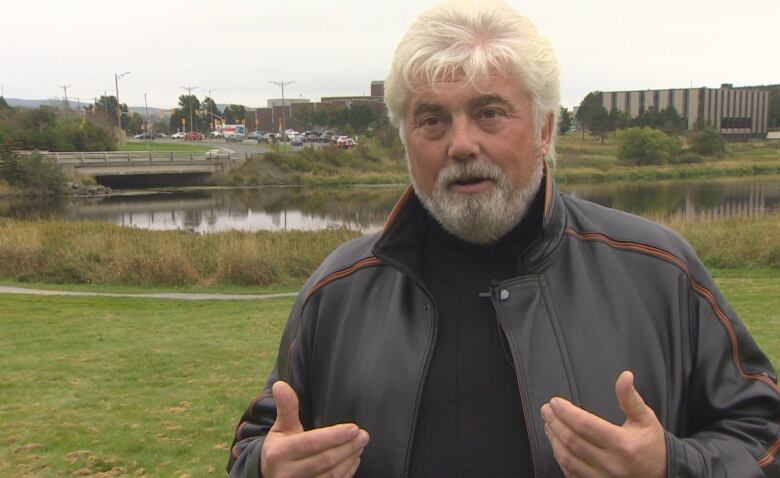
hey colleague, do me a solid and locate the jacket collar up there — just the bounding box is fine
[373,163,567,280]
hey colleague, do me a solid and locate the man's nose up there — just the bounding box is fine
[447,117,479,162]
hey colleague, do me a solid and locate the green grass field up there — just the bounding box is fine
[0,270,777,476]
[120,141,214,153]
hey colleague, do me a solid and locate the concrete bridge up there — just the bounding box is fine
[28,150,238,187]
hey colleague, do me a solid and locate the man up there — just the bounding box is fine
[228,2,779,477]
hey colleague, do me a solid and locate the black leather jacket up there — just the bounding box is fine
[228,180,780,477]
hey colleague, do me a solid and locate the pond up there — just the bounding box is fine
[1,178,778,233]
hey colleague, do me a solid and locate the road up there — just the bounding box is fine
[154,138,273,158]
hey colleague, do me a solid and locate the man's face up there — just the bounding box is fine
[402,74,552,244]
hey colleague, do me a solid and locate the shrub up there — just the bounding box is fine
[0,148,66,193]
[689,124,726,157]
[671,152,704,164]
[616,127,681,166]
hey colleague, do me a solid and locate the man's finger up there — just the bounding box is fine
[284,429,368,477]
[544,422,602,478]
[314,456,360,478]
[271,381,304,434]
[279,423,363,461]
[541,404,612,467]
[311,441,366,478]
[545,397,620,449]
[615,370,653,425]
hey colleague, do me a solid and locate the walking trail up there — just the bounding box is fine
[0,285,298,301]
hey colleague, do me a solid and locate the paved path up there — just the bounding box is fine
[0,285,298,301]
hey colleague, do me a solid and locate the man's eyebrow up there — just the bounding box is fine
[411,102,443,118]
[469,94,513,110]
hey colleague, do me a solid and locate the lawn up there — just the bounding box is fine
[0,295,293,476]
[0,270,777,476]
[120,141,214,153]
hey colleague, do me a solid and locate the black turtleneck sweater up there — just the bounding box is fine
[409,190,544,478]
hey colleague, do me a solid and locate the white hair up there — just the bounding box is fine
[384,0,560,161]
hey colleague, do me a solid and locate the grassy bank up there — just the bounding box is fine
[1,213,777,289]
[0,219,361,288]
[222,134,780,186]
[0,268,776,476]
[225,145,407,187]
[554,134,780,183]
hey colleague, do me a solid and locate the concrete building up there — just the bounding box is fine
[371,81,385,97]
[601,84,770,138]
[267,98,311,108]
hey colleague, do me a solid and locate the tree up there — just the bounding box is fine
[94,95,128,129]
[689,124,726,157]
[609,107,631,130]
[558,107,572,135]
[616,127,681,166]
[169,108,185,133]
[126,113,144,134]
[178,95,201,131]
[576,91,611,141]
[223,104,247,124]
[153,121,170,135]
[0,97,11,111]
[203,97,221,130]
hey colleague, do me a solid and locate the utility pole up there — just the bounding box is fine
[144,93,150,137]
[58,84,71,112]
[269,80,295,135]
[180,85,198,132]
[207,88,217,131]
[114,71,130,129]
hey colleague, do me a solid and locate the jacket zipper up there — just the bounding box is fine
[374,254,438,478]
[491,284,541,477]
[402,295,437,478]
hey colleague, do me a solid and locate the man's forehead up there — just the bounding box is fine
[407,75,526,112]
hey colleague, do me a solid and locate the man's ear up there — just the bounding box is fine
[539,112,554,156]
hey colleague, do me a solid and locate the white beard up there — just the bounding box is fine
[411,156,544,244]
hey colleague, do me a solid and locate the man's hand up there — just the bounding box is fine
[261,381,370,478]
[540,371,666,478]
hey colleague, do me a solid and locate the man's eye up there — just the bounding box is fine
[421,117,440,127]
[480,109,502,119]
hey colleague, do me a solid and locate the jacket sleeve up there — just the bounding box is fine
[665,268,780,477]
[226,294,313,478]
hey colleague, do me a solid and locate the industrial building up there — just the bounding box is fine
[601,84,770,138]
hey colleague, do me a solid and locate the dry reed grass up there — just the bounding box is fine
[0,219,361,287]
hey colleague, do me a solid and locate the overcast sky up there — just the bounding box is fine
[1,0,777,110]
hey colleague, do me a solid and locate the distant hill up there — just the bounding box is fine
[2,97,173,117]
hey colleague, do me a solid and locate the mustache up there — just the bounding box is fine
[436,161,504,186]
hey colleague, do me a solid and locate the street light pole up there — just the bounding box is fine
[207,88,217,131]
[269,80,295,135]
[144,93,150,140]
[180,85,198,132]
[114,71,130,129]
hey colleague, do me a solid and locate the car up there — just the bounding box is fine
[247,130,264,140]
[210,130,223,139]
[184,131,204,141]
[225,133,245,143]
[337,137,356,149]
[171,131,185,139]
[134,132,167,140]
[291,137,304,147]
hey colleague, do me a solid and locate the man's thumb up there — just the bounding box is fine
[271,381,304,434]
[615,370,652,425]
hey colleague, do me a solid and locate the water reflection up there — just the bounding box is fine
[564,181,778,221]
[1,179,778,232]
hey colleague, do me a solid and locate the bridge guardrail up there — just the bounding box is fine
[13,150,232,163]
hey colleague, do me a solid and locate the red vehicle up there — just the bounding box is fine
[184,131,204,141]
